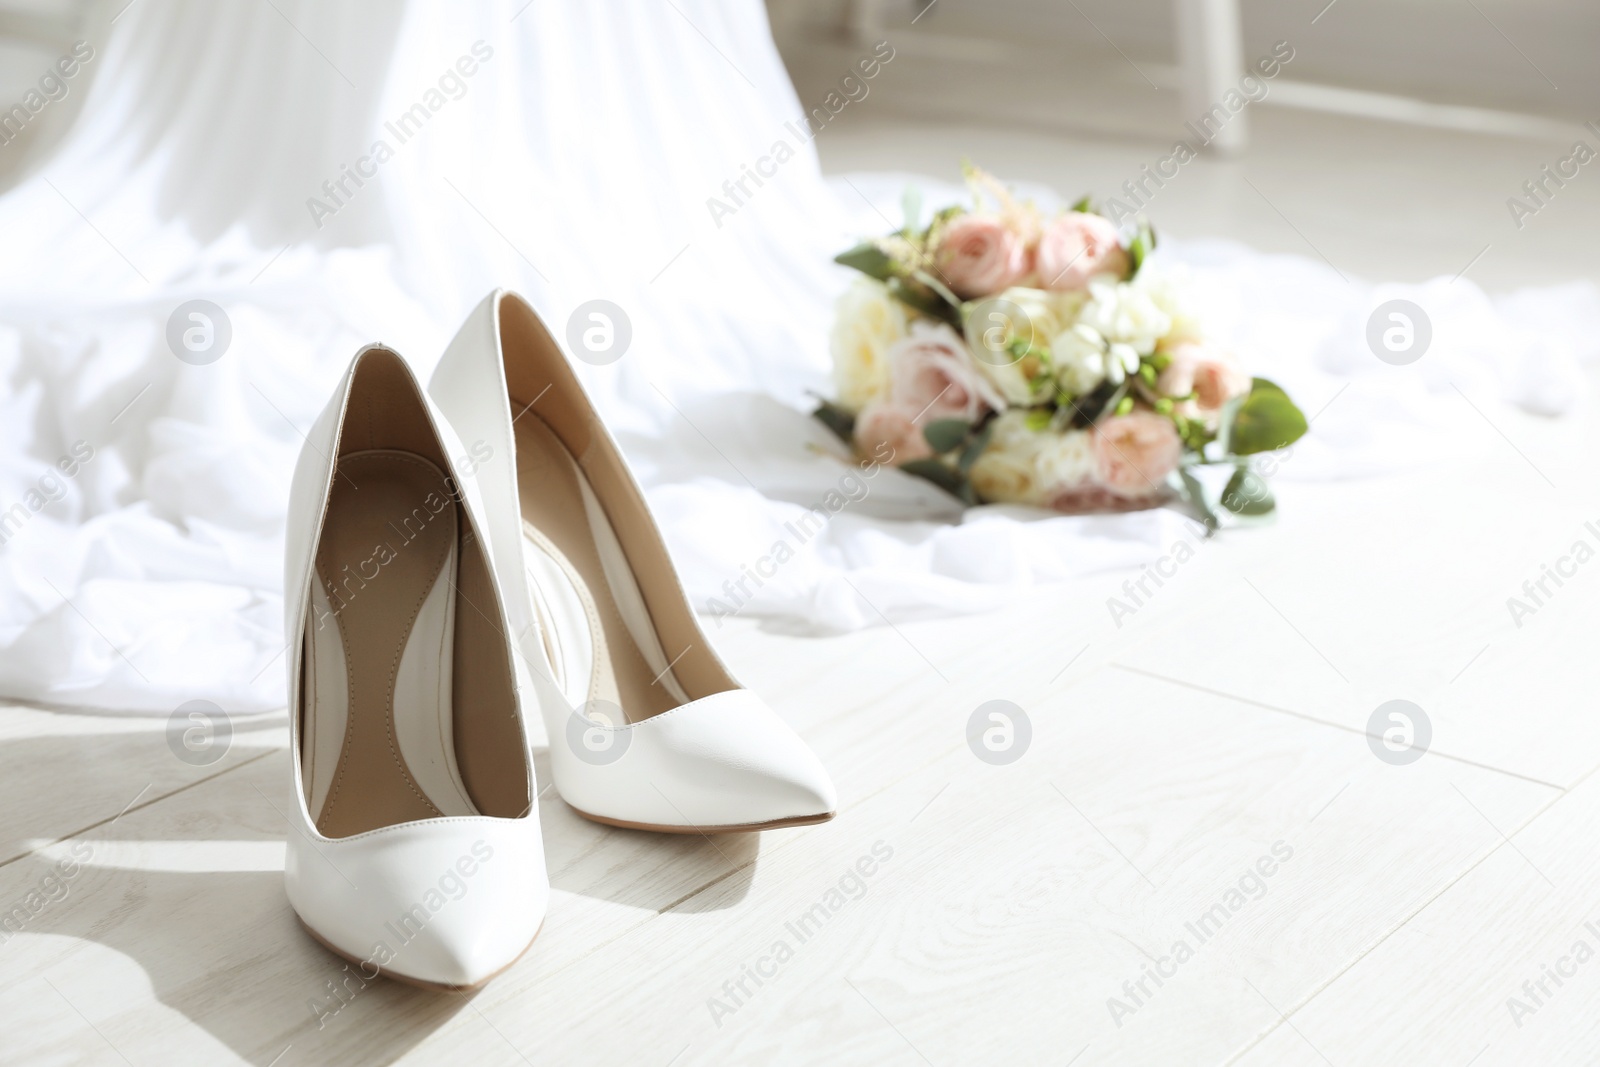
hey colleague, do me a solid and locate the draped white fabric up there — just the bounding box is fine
[0,0,1594,713]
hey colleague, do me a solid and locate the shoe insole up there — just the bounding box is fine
[514,416,685,724]
[309,449,476,838]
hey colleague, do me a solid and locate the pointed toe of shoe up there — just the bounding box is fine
[554,689,836,831]
[734,730,837,825]
[388,907,537,989]
[286,816,547,989]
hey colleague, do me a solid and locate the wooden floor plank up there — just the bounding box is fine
[1230,764,1600,1067]
[399,670,1552,1066]
[0,705,286,867]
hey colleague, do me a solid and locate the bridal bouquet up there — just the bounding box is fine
[816,166,1307,524]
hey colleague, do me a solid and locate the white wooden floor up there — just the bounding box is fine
[8,33,1600,1067]
[5,383,1599,1066]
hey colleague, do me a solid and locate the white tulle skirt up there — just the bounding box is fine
[0,0,1593,712]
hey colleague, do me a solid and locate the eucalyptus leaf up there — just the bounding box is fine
[1227,377,1308,455]
[1128,218,1158,277]
[912,269,961,309]
[1213,392,1247,455]
[1221,464,1276,516]
[922,417,969,454]
[887,276,961,327]
[958,419,996,471]
[834,242,894,281]
[811,399,856,445]
[1177,466,1220,533]
[899,458,974,505]
[1095,380,1132,423]
[1066,379,1117,428]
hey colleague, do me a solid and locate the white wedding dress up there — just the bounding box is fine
[1,0,1594,713]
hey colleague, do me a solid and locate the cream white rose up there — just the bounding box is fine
[1002,286,1084,342]
[829,277,907,411]
[969,411,1045,504]
[1051,325,1138,397]
[1050,324,1111,396]
[968,410,1097,506]
[1035,424,1098,495]
[1136,265,1203,346]
[1078,278,1173,357]
[964,287,1084,405]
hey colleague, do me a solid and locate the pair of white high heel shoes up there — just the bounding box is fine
[282,291,836,990]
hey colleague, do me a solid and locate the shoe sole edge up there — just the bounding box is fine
[566,805,836,834]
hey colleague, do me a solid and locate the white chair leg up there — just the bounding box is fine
[1173,0,1248,153]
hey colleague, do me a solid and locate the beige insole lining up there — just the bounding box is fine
[312,450,462,838]
[514,415,683,723]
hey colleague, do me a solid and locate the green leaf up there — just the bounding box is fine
[1095,380,1132,423]
[1025,408,1053,431]
[1177,466,1220,534]
[912,269,961,309]
[1226,377,1308,456]
[1070,195,1093,214]
[901,185,923,235]
[899,458,976,505]
[1213,392,1247,455]
[1127,217,1158,277]
[834,241,894,281]
[1172,411,1215,453]
[922,418,969,454]
[887,276,961,327]
[1248,376,1292,400]
[811,399,856,445]
[1220,464,1276,516]
[929,204,965,232]
[958,419,995,471]
[1065,379,1117,428]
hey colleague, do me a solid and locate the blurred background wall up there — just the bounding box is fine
[770,0,1595,122]
[766,0,1600,291]
[3,0,1595,288]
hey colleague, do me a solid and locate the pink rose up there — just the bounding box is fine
[1092,411,1182,498]
[933,214,1031,298]
[1036,212,1129,292]
[888,324,1005,424]
[1157,342,1250,414]
[854,401,932,463]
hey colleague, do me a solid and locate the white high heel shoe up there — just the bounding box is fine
[282,345,547,989]
[429,291,836,833]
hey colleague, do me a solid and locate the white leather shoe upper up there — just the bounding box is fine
[547,689,837,829]
[283,345,548,987]
[429,291,838,831]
